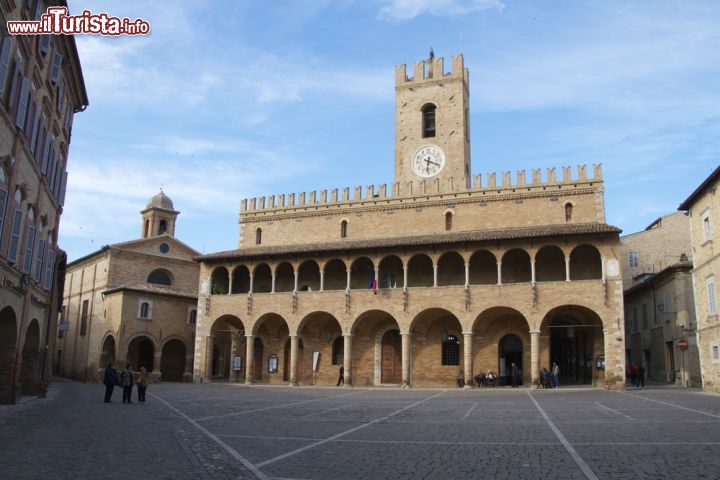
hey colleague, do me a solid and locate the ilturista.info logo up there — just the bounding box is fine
[7,7,150,36]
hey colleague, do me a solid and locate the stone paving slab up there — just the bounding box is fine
[2,380,720,479]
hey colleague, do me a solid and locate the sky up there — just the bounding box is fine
[60,0,720,261]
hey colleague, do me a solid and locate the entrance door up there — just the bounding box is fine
[381,330,402,384]
[254,338,263,381]
[499,334,523,386]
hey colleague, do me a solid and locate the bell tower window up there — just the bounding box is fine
[421,103,436,138]
[565,203,573,222]
[340,220,348,238]
[159,219,167,234]
[445,212,453,231]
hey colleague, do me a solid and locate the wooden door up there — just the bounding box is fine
[381,330,402,384]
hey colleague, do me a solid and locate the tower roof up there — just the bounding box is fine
[146,190,174,211]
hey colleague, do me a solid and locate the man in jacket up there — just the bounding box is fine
[103,363,118,403]
[120,364,135,404]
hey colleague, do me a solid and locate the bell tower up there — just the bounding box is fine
[141,190,179,238]
[394,51,471,191]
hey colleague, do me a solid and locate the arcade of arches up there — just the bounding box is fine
[198,304,608,388]
[0,306,46,403]
[196,237,625,389]
[99,334,192,383]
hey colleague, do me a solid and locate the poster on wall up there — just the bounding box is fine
[312,352,320,371]
[233,356,243,372]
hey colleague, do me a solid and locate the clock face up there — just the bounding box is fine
[411,144,445,178]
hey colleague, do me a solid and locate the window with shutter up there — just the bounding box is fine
[42,133,52,175]
[50,52,62,84]
[48,150,57,192]
[56,83,64,110]
[25,95,36,138]
[7,57,21,114]
[58,172,67,206]
[22,225,35,274]
[43,249,54,290]
[0,189,7,245]
[38,35,50,55]
[30,105,40,153]
[0,38,11,95]
[34,238,45,282]
[15,77,29,128]
[8,209,23,264]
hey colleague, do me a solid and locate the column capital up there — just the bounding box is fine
[244,334,254,339]
[530,330,541,335]
[342,333,353,337]
[400,332,412,336]
[462,331,474,336]
[289,334,298,338]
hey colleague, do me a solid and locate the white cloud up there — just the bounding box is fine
[378,0,504,21]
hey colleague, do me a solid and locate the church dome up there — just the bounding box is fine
[147,191,174,210]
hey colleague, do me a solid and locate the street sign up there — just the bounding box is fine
[678,338,689,350]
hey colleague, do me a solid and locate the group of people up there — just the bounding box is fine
[627,362,646,389]
[471,370,498,387]
[540,362,561,389]
[103,363,149,403]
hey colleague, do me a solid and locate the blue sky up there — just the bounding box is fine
[61,0,719,261]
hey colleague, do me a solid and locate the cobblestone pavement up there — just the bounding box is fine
[1,379,719,479]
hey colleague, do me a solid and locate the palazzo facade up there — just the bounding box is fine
[194,53,626,389]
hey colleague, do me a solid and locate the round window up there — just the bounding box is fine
[159,243,170,254]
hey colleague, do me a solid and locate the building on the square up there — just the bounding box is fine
[679,166,720,393]
[57,192,199,383]
[0,1,88,403]
[193,52,627,389]
[620,212,699,386]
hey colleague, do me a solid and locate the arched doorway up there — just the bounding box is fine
[161,340,186,382]
[128,337,154,372]
[381,330,401,384]
[0,307,18,403]
[498,334,523,386]
[542,306,604,386]
[410,308,463,387]
[254,337,263,381]
[283,338,304,383]
[21,320,41,394]
[100,336,116,369]
[210,315,244,381]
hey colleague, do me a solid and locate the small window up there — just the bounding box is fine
[188,309,197,326]
[340,220,348,238]
[565,203,573,222]
[80,299,88,336]
[138,299,153,320]
[712,344,720,363]
[445,212,453,231]
[50,52,62,84]
[708,278,717,316]
[702,212,711,241]
[159,219,167,234]
[629,251,639,267]
[255,227,262,245]
[421,103,436,138]
[441,334,460,366]
[143,219,149,237]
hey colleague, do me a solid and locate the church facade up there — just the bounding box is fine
[194,53,626,389]
[57,192,199,383]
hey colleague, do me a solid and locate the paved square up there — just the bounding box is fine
[1,380,719,479]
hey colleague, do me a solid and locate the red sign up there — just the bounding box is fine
[678,338,689,350]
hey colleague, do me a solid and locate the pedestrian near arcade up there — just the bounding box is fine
[136,366,149,402]
[551,362,560,389]
[120,364,135,404]
[510,362,519,388]
[629,362,638,386]
[336,363,344,387]
[637,364,645,389]
[103,363,118,403]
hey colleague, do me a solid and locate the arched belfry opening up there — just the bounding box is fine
[140,190,179,238]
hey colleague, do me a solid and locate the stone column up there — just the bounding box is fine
[403,266,408,288]
[271,271,276,293]
[463,331,473,388]
[433,264,438,287]
[346,269,351,291]
[497,262,502,285]
[228,270,233,294]
[530,330,540,388]
[294,270,299,292]
[249,274,254,294]
[204,335,214,383]
[464,262,470,287]
[289,334,299,386]
[374,266,380,289]
[530,259,536,284]
[152,352,162,382]
[343,334,352,387]
[245,335,255,384]
[320,269,325,292]
[401,332,412,387]
[565,257,571,282]
[184,353,194,383]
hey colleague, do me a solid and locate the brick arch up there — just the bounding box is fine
[99,333,117,370]
[472,306,531,335]
[298,259,321,292]
[274,261,295,292]
[253,263,272,293]
[322,258,347,291]
[378,254,404,289]
[126,335,157,372]
[209,314,244,381]
[570,244,602,280]
[350,256,374,290]
[407,253,433,287]
[469,249,497,285]
[231,265,250,293]
[437,251,465,286]
[501,248,531,284]
[535,245,566,282]
[296,311,343,385]
[20,319,41,395]
[210,266,229,294]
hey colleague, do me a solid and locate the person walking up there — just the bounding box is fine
[456,369,465,388]
[336,363,344,387]
[629,362,638,386]
[510,362,519,388]
[551,362,560,389]
[103,363,118,403]
[120,364,135,404]
[637,363,645,389]
[136,366,149,403]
